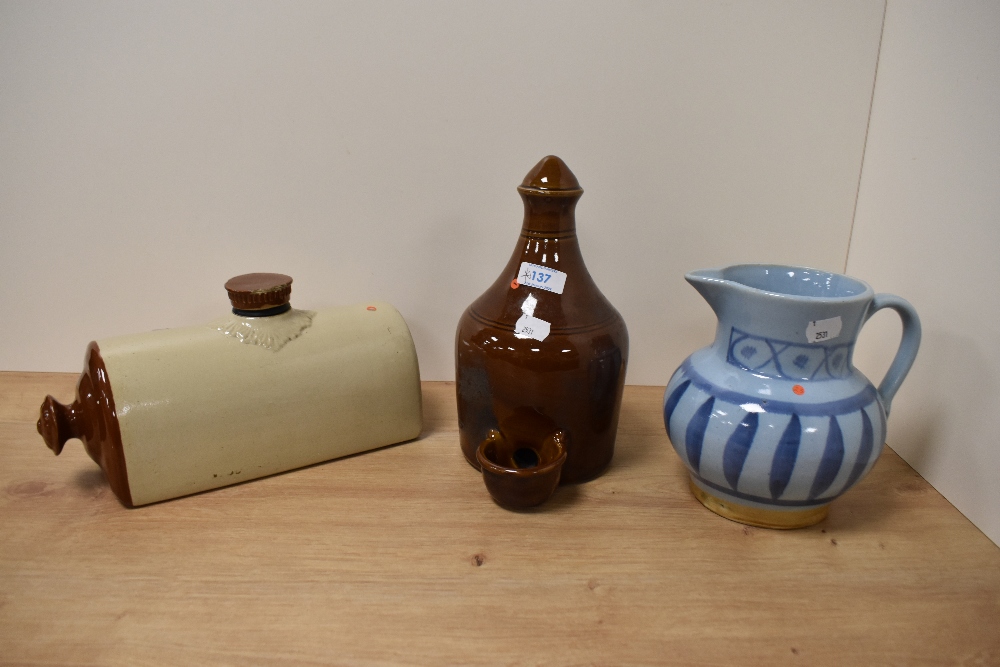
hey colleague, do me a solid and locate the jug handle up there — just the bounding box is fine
[863,294,921,416]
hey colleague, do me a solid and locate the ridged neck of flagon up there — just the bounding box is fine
[518,187,582,235]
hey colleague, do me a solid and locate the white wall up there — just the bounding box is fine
[0,1,884,383]
[848,1,1000,545]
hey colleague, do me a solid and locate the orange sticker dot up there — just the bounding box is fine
[792,385,805,395]
[510,279,519,289]
[366,306,377,311]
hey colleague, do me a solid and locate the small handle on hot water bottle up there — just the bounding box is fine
[37,395,87,455]
[863,294,921,416]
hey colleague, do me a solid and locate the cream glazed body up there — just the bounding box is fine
[37,275,422,507]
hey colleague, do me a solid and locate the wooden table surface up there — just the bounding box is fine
[1,372,998,666]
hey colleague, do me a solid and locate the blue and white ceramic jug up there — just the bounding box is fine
[664,265,920,528]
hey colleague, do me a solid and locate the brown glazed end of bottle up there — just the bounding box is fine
[36,342,134,508]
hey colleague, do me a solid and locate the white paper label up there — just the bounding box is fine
[513,293,551,341]
[514,315,551,342]
[806,316,842,344]
[517,262,567,294]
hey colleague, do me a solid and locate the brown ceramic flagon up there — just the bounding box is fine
[456,156,629,498]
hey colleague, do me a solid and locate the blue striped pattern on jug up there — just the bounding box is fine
[663,360,886,508]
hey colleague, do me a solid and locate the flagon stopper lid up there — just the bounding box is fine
[517,155,583,196]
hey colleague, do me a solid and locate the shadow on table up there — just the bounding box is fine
[74,467,108,492]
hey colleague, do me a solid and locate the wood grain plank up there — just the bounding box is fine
[1,374,998,666]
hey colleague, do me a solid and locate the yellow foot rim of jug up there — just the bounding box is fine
[688,478,829,530]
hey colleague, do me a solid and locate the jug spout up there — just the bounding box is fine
[685,269,728,316]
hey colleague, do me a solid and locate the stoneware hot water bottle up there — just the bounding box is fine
[37,273,422,507]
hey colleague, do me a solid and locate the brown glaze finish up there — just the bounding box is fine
[37,342,133,507]
[477,429,567,508]
[224,273,292,310]
[455,156,628,484]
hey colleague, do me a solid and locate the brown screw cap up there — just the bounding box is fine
[224,273,293,311]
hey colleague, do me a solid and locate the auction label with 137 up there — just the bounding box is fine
[517,262,567,295]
